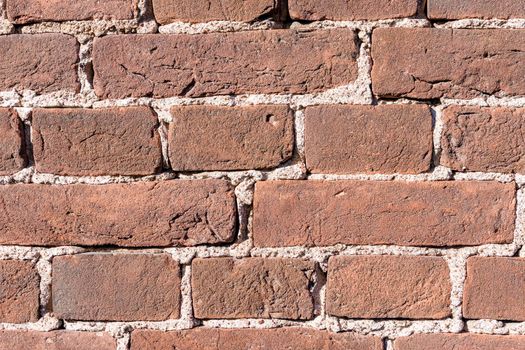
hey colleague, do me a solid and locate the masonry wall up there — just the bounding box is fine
[0,0,524,349]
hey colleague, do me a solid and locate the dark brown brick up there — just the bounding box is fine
[327,256,451,319]
[305,104,432,174]
[52,254,180,321]
[0,180,236,247]
[0,330,116,349]
[93,30,358,99]
[428,0,525,20]
[0,109,25,175]
[0,260,39,323]
[169,105,294,171]
[192,258,316,320]
[32,107,162,176]
[253,180,515,247]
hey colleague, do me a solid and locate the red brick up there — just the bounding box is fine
[52,254,180,321]
[192,258,315,320]
[441,106,525,173]
[0,330,116,349]
[0,34,79,94]
[131,328,382,349]
[169,105,294,171]
[372,28,525,99]
[153,0,274,24]
[6,0,138,24]
[0,260,39,323]
[463,257,525,321]
[395,333,525,350]
[0,109,25,175]
[0,180,236,247]
[428,0,525,20]
[93,30,358,99]
[253,180,515,247]
[327,255,451,319]
[32,107,162,176]
[289,0,418,20]
[305,104,432,174]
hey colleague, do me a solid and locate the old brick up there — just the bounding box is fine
[153,0,274,24]
[0,260,39,323]
[0,331,116,349]
[0,34,79,94]
[305,104,432,174]
[192,258,315,320]
[253,181,515,247]
[395,333,525,350]
[463,257,525,321]
[131,328,382,349]
[441,106,525,173]
[169,105,294,171]
[372,28,525,99]
[289,0,418,21]
[53,254,180,321]
[0,180,236,247]
[32,107,162,176]
[6,0,137,24]
[327,256,451,319]
[93,30,358,99]
[428,0,525,19]
[0,109,25,175]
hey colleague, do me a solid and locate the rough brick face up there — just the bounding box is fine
[304,104,432,174]
[394,333,525,350]
[6,0,138,24]
[0,109,25,175]
[192,258,316,320]
[52,254,180,321]
[253,181,515,247]
[131,328,382,349]
[441,106,525,173]
[0,261,39,323]
[372,28,525,99]
[169,105,294,171]
[153,0,274,24]
[0,34,79,94]
[463,257,525,321]
[428,0,525,19]
[0,331,116,350]
[326,256,451,319]
[32,107,163,176]
[289,0,418,21]
[93,30,358,99]
[0,180,236,247]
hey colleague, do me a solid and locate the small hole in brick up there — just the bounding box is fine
[265,114,278,126]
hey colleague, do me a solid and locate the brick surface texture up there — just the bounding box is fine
[1,0,524,348]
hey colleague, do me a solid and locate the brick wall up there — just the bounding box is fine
[0,0,524,349]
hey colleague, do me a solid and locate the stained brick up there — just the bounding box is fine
[395,333,525,349]
[0,109,25,175]
[0,331,116,349]
[428,0,525,19]
[0,260,39,323]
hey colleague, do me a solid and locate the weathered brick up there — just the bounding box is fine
[0,180,236,247]
[428,0,525,20]
[0,260,39,323]
[52,254,180,321]
[153,0,274,24]
[441,106,525,173]
[305,104,432,174]
[32,107,162,176]
[131,328,382,349]
[169,105,294,171]
[253,181,515,247]
[463,257,525,321]
[327,256,451,319]
[372,28,525,99]
[192,258,315,320]
[0,34,79,94]
[93,30,358,99]
[394,333,525,350]
[289,0,418,21]
[0,109,25,175]
[6,0,138,24]
[0,330,116,349]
